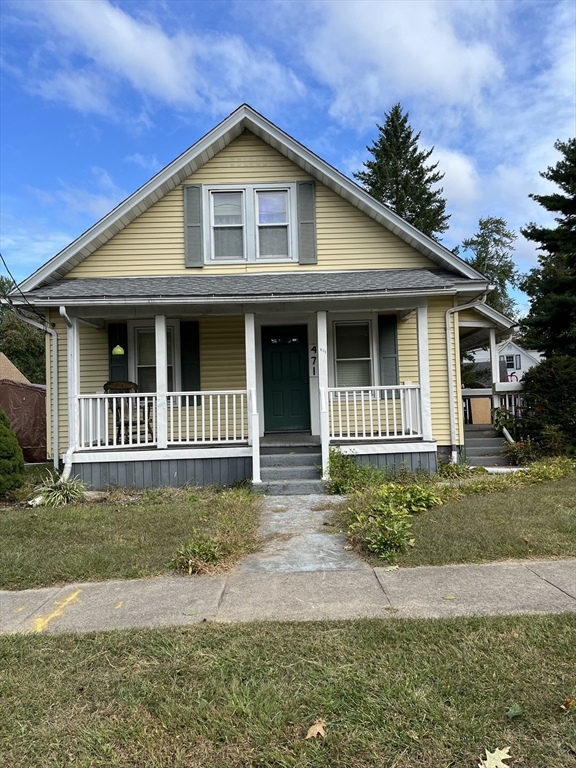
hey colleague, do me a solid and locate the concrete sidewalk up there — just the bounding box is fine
[2,493,575,635]
[2,559,575,635]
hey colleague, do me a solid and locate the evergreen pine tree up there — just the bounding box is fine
[354,103,450,240]
[520,138,576,357]
[460,217,518,317]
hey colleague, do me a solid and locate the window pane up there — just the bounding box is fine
[336,323,370,359]
[259,226,288,257]
[138,367,156,393]
[214,227,244,260]
[337,360,371,387]
[258,191,287,224]
[137,330,155,365]
[213,192,243,225]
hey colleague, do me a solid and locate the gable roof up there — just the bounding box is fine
[18,105,487,293]
[498,339,542,366]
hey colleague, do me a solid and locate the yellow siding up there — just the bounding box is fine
[46,311,69,458]
[66,131,436,279]
[397,314,419,384]
[457,308,485,323]
[80,324,109,394]
[199,316,246,390]
[428,297,459,446]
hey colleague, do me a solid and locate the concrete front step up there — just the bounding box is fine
[261,466,321,481]
[466,437,505,449]
[464,428,500,439]
[468,455,510,467]
[259,479,326,495]
[466,445,505,457]
[260,453,322,468]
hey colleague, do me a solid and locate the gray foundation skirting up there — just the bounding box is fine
[72,457,253,490]
[356,451,438,474]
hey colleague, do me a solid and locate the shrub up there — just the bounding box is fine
[168,529,223,574]
[504,437,542,466]
[521,456,576,483]
[437,460,473,479]
[522,356,576,449]
[34,473,87,507]
[372,483,443,514]
[348,507,414,561]
[0,407,25,497]
[326,448,382,493]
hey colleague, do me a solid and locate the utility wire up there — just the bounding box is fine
[0,252,47,325]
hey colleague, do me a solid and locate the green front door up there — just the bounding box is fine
[262,325,311,432]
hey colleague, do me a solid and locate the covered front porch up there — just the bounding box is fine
[63,302,435,488]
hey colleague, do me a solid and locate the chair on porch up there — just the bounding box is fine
[103,381,154,444]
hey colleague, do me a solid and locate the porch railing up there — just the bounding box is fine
[76,390,248,449]
[77,393,157,449]
[327,385,422,440]
[167,391,247,444]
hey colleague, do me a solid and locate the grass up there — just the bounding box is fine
[0,484,262,590]
[1,615,575,767]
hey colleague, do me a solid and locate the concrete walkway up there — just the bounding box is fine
[2,494,575,635]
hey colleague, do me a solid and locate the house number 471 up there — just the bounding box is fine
[309,345,318,377]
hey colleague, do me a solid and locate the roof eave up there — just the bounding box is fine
[18,104,486,292]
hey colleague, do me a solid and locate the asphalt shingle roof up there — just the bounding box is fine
[25,269,460,302]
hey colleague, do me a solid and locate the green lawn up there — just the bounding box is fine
[337,475,576,568]
[1,616,575,767]
[0,486,262,590]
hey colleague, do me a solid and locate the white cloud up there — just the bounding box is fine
[124,153,161,173]
[0,214,72,280]
[292,0,503,128]
[18,0,304,118]
[26,167,128,221]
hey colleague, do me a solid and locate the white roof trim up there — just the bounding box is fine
[458,302,516,331]
[19,104,488,293]
[498,339,541,365]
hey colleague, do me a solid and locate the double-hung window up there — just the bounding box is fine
[334,322,372,388]
[204,183,296,263]
[135,328,174,393]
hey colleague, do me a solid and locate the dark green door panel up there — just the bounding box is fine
[262,325,311,431]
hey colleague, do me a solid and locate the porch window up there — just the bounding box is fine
[335,322,372,387]
[136,328,174,393]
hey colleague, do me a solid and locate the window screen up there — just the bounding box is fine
[335,322,372,387]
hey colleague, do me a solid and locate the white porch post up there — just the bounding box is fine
[317,310,330,479]
[416,304,433,441]
[66,315,80,452]
[245,313,261,483]
[489,327,499,415]
[155,315,168,449]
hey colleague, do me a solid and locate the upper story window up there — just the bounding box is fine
[184,181,317,268]
[204,183,297,263]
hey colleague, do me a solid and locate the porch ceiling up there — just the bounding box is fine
[21,269,464,306]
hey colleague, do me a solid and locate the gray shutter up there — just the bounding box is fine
[297,181,317,265]
[184,185,203,268]
[515,354,521,369]
[378,315,399,386]
[180,321,200,392]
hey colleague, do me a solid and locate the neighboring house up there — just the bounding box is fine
[8,105,514,489]
[473,339,543,383]
[0,352,29,384]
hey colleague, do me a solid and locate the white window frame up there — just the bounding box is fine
[127,320,181,393]
[332,319,376,392]
[203,183,298,264]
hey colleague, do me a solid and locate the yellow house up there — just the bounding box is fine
[11,105,514,491]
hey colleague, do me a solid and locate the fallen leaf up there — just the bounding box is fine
[343,546,353,551]
[442,595,456,601]
[505,703,524,719]
[560,695,576,712]
[384,565,399,572]
[478,746,511,768]
[305,718,326,739]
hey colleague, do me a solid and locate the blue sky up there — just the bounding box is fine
[1,0,575,312]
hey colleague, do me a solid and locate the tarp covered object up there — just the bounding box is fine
[0,379,47,462]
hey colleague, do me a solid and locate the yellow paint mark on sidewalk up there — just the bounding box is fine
[14,606,27,613]
[30,589,83,633]
[115,601,124,610]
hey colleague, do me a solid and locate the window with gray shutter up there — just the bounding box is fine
[378,315,399,387]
